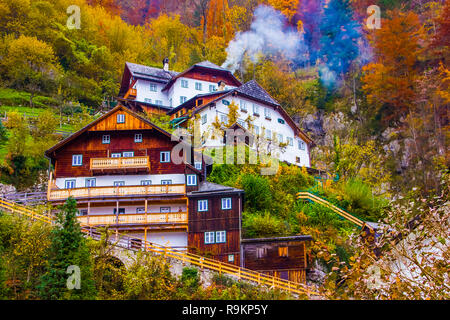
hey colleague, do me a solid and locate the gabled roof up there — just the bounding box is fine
[44,105,201,175]
[126,62,178,83]
[235,80,280,106]
[187,181,243,197]
[193,61,229,71]
[162,61,242,92]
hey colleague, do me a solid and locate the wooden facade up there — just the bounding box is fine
[241,236,313,283]
[187,184,243,266]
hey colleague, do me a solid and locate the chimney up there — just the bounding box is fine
[163,58,169,72]
[217,80,226,91]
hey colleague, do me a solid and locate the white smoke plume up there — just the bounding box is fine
[221,5,308,73]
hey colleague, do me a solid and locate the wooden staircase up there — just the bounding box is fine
[0,198,322,298]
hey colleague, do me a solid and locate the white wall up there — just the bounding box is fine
[167,77,237,108]
[130,231,188,248]
[135,79,169,106]
[55,173,186,189]
[197,94,310,167]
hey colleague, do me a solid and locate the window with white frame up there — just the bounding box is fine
[102,135,110,144]
[111,153,121,158]
[155,100,163,106]
[201,114,207,125]
[117,114,125,123]
[134,133,143,143]
[216,231,226,243]
[264,108,271,119]
[181,79,188,88]
[253,104,260,115]
[72,154,82,166]
[114,181,125,186]
[287,137,293,146]
[221,198,232,210]
[180,96,187,104]
[194,162,202,170]
[255,125,260,135]
[209,85,215,92]
[220,114,228,124]
[240,100,247,112]
[65,180,76,189]
[160,151,170,163]
[228,254,234,262]
[265,129,272,140]
[141,180,152,185]
[85,178,96,187]
[204,231,215,244]
[198,199,208,212]
[144,98,152,104]
[186,174,197,186]
[277,133,283,143]
[161,180,172,185]
[298,140,306,150]
[195,82,202,91]
[149,83,157,92]
[122,151,134,157]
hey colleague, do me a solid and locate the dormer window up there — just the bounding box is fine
[117,114,125,123]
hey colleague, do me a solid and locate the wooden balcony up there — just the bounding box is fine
[90,156,150,174]
[47,184,186,201]
[77,212,188,226]
[123,88,137,99]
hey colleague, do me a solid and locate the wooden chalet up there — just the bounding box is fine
[241,236,313,283]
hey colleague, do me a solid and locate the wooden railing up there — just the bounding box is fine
[77,212,188,226]
[48,184,186,201]
[297,191,372,230]
[0,198,321,298]
[90,156,150,171]
[123,88,137,99]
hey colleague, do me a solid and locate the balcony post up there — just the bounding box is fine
[144,227,147,251]
[116,200,119,224]
[145,199,148,223]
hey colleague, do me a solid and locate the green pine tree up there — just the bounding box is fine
[38,197,97,300]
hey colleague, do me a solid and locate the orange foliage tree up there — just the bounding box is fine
[362,9,425,123]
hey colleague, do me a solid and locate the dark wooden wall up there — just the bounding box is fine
[51,108,204,179]
[242,241,308,280]
[183,69,240,87]
[187,194,241,266]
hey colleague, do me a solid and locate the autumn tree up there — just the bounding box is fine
[2,35,60,107]
[268,0,299,21]
[362,9,425,124]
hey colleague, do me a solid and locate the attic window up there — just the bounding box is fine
[117,114,125,123]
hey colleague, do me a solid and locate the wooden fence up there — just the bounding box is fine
[0,198,321,298]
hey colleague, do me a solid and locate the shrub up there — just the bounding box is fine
[242,211,289,238]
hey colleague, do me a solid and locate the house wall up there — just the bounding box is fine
[55,173,186,189]
[135,79,170,107]
[197,94,310,167]
[241,240,308,282]
[187,193,242,265]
